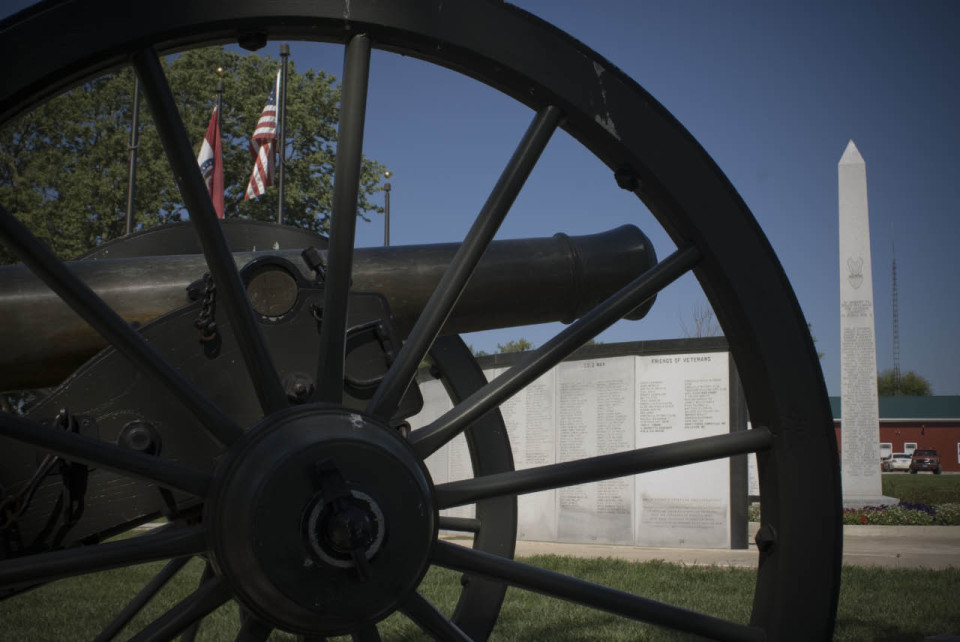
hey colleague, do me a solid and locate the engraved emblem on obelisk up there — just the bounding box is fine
[847,256,864,289]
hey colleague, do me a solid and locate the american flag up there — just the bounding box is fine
[244,70,281,200]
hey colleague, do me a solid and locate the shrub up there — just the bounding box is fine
[934,503,960,525]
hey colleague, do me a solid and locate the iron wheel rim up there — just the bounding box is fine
[0,1,841,639]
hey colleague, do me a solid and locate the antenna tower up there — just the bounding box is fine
[891,240,901,394]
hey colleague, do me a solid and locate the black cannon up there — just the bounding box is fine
[0,2,841,641]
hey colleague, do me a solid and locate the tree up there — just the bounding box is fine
[468,345,489,358]
[0,46,385,261]
[808,323,824,360]
[878,369,932,396]
[497,338,534,353]
[680,299,722,338]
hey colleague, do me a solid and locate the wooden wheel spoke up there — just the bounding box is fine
[436,428,772,508]
[367,105,562,420]
[132,47,287,418]
[409,245,700,458]
[316,34,372,403]
[0,526,204,589]
[235,615,273,641]
[400,592,471,642]
[0,202,242,447]
[0,411,210,496]
[179,561,216,642]
[94,557,192,642]
[432,541,764,642]
[127,575,232,642]
[437,516,482,533]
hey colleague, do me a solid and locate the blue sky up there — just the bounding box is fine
[3,1,959,396]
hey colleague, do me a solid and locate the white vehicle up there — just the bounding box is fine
[882,453,912,472]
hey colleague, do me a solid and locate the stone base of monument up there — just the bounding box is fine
[842,495,900,509]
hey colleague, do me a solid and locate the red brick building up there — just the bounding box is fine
[831,396,960,472]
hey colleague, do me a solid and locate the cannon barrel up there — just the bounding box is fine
[0,225,655,390]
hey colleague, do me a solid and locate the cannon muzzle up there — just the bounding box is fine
[0,225,655,390]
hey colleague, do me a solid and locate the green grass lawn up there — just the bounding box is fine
[2,555,958,641]
[3,478,959,640]
[882,473,960,504]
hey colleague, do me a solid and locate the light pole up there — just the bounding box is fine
[383,170,392,246]
[124,76,141,236]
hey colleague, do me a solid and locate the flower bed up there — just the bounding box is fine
[842,502,960,526]
[747,502,960,525]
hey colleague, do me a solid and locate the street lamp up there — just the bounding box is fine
[383,170,392,246]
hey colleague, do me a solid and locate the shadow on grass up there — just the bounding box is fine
[834,616,960,642]
[2,553,957,640]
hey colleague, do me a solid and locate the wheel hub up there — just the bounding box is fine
[205,405,437,635]
[303,467,386,574]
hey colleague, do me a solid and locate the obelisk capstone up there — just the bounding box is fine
[838,140,896,507]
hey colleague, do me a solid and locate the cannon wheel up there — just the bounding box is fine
[0,1,842,640]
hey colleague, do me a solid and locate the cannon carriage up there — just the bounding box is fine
[0,1,841,640]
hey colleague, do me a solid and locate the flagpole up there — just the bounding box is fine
[383,170,392,246]
[216,67,225,221]
[277,43,290,224]
[216,66,224,123]
[124,77,141,236]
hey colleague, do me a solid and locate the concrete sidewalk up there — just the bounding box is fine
[504,525,960,570]
[135,521,960,569]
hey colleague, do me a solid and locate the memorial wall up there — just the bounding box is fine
[410,342,745,549]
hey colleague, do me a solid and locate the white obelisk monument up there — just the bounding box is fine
[838,140,895,506]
